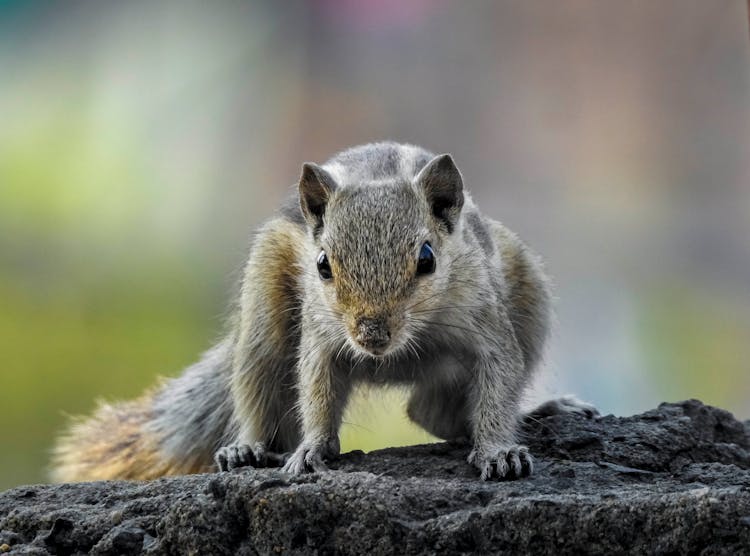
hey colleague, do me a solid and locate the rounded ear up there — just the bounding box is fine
[414,153,464,233]
[299,163,338,233]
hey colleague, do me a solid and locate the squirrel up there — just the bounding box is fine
[51,142,596,483]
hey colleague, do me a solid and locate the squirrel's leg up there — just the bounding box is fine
[216,333,301,471]
[467,314,534,481]
[282,331,352,475]
[215,220,306,472]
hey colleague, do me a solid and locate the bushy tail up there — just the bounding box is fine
[51,341,237,483]
[50,392,203,482]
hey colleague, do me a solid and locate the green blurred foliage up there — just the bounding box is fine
[0,270,216,489]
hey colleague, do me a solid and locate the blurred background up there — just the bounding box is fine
[1,0,748,489]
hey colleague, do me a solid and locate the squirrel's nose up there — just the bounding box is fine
[355,317,391,351]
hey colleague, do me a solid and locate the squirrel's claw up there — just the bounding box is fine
[214,442,284,471]
[282,443,329,475]
[468,444,533,480]
[215,444,254,471]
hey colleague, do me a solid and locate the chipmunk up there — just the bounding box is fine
[52,142,596,483]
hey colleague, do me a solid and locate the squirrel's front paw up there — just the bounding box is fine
[281,442,330,475]
[468,444,533,480]
[215,442,278,471]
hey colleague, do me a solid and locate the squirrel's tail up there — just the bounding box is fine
[51,341,237,482]
[51,392,190,482]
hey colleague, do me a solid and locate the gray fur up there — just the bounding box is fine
[325,141,408,183]
[278,195,305,227]
[465,211,493,256]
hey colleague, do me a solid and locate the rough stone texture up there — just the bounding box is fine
[1,399,749,555]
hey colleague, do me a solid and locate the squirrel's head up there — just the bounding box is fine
[298,153,464,358]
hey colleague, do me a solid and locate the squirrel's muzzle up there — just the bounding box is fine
[354,316,391,354]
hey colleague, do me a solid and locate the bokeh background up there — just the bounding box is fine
[1,1,749,490]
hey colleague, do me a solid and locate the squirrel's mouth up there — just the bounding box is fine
[345,330,396,358]
[360,345,388,357]
[352,338,390,358]
[348,331,411,359]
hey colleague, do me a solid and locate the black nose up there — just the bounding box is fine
[355,317,391,350]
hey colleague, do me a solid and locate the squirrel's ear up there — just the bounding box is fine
[299,163,337,230]
[415,153,464,233]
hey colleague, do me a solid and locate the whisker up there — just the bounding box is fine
[408,317,498,345]
[410,304,489,315]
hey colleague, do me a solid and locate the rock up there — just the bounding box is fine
[1,399,748,555]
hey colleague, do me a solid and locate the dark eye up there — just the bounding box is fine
[317,250,333,280]
[416,242,436,275]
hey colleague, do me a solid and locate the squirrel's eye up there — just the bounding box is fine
[317,250,333,280]
[416,242,436,275]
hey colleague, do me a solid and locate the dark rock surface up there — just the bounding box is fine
[1,399,749,555]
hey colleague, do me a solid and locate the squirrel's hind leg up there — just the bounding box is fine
[524,395,599,421]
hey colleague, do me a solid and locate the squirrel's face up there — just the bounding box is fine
[298,153,464,358]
